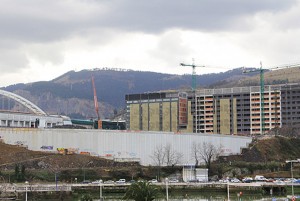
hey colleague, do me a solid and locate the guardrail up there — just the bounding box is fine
[0,184,71,192]
[1,182,299,193]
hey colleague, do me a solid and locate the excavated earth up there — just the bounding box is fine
[0,141,138,171]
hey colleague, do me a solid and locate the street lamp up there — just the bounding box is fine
[286,159,300,197]
[25,181,29,201]
[99,179,103,201]
[83,161,93,182]
[83,169,86,181]
[55,172,58,191]
[227,179,230,201]
[165,178,169,201]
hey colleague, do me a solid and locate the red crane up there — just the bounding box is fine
[92,76,102,129]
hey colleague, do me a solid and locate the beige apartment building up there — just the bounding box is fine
[125,83,300,135]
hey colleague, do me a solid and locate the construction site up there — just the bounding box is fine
[1,63,300,165]
[0,83,251,166]
[125,83,300,135]
[125,62,300,135]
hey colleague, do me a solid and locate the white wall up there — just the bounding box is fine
[0,128,252,166]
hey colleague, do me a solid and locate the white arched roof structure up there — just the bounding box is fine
[0,89,47,116]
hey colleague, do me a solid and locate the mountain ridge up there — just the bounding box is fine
[2,67,299,119]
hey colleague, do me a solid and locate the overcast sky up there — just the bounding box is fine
[1,0,300,87]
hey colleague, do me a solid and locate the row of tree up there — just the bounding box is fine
[151,142,222,178]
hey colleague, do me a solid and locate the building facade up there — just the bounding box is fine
[125,92,194,133]
[125,83,300,135]
[0,112,70,128]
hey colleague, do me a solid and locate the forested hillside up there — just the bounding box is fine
[1,68,250,118]
[3,66,300,119]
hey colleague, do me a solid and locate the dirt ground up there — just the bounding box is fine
[0,142,138,171]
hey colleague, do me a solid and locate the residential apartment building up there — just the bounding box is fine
[125,83,300,135]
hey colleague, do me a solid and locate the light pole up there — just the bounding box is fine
[25,181,29,201]
[99,179,103,201]
[227,179,230,201]
[83,161,93,182]
[165,178,169,201]
[286,159,300,197]
[55,172,58,191]
[83,168,86,181]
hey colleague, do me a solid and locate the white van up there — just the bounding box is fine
[254,175,266,181]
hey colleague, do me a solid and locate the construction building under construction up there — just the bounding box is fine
[125,83,300,135]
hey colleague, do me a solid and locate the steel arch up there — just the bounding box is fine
[0,89,47,116]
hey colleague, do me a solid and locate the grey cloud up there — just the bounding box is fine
[28,43,65,66]
[0,1,108,43]
[149,31,192,62]
[102,0,298,32]
[0,0,298,43]
[0,48,29,73]
[0,0,298,77]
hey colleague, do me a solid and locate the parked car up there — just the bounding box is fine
[265,178,275,182]
[274,178,285,183]
[116,179,126,184]
[219,179,229,183]
[104,180,115,184]
[294,179,300,183]
[254,175,267,181]
[168,179,179,183]
[230,178,240,183]
[81,180,91,184]
[242,177,253,183]
[149,179,158,183]
[188,179,199,183]
[92,179,103,184]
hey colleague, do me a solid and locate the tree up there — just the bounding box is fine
[164,144,183,166]
[151,145,165,167]
[192,143,199,167]
[150,145,165,181]
[80,194,93,201]
[20,165,26,181]
[151,144,183,167]
[192,142,223,175]
[123,180,161,201]
[14,164,20,181]
[150,144,183,180]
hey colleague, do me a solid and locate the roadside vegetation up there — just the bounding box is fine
[123,180,161,201]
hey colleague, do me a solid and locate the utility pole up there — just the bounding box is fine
[180,59,205,91]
